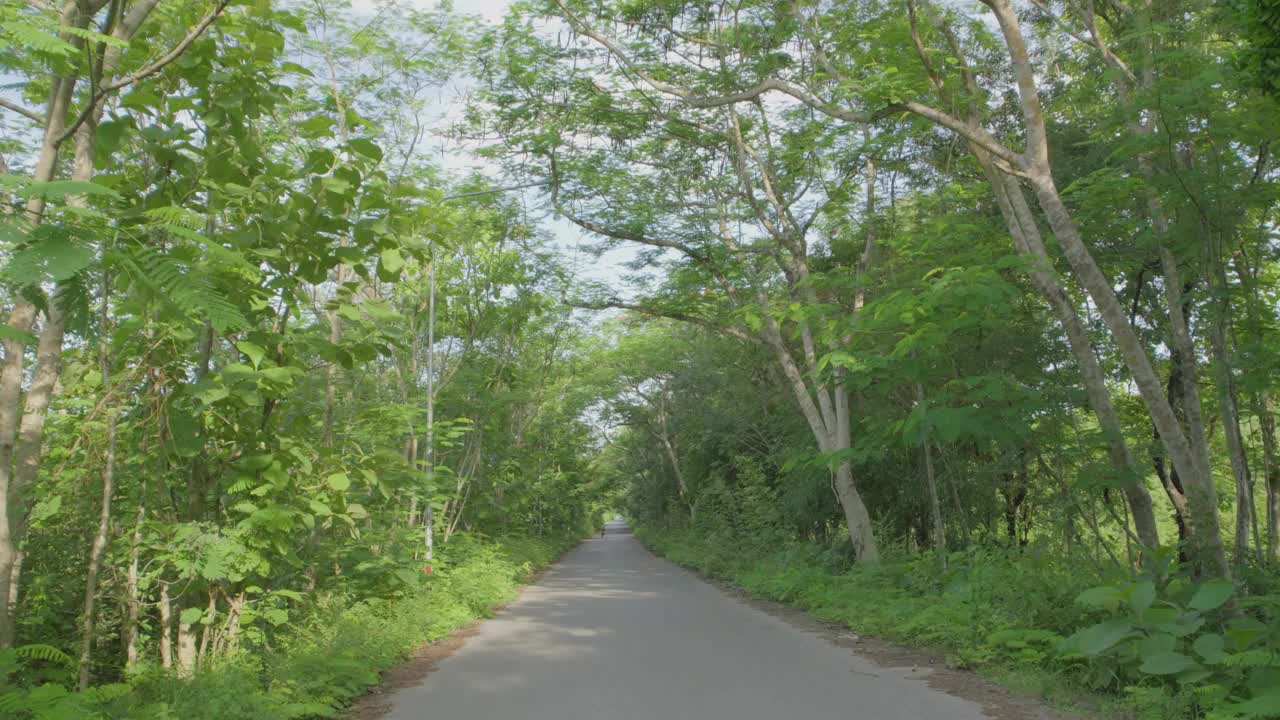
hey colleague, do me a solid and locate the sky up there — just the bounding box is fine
[0,0,639,295]
[353,1,643,293]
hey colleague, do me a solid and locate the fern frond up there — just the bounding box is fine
[57,271,94,338]
[121,246,247,330]
[15,643,74,666]
[144,206,205,230]
[84,682,132,703]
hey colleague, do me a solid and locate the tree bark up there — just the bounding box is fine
[1256,397,1280,563]
[1025,171,1227,577]
[833,461,879,561]
[159,583,173,671]
[124,478,146,671]
[985,166,1161,551]
[176,612,197,677]
[0,304,36,647]
[77,260,117,690]
[916,383,946,557]
[1207,293,1255,564]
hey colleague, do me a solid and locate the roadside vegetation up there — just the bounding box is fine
[3,0,1280,718]
[0,2,609,718]
[504,0,1280,717]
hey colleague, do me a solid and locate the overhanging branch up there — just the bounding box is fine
[566,299,757,343]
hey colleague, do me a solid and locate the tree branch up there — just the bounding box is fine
[0,98,42,123]
[566,299,757,343]
[56,0,230,146]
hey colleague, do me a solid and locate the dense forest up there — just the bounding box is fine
[2,0,1280,718]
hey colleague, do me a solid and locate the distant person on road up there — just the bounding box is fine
[600,524,606,538]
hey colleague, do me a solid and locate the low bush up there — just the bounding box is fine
[636,526,1280,720]
[1,531,578,720]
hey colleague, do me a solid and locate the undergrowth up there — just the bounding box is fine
[1,531,579,720]
[636,526,1280,720]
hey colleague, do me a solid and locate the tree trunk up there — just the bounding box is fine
[1257,397,1280,563]
[125,479,146,671]
[1026,172,1228,578]
[196,592,216,671]
[833,461,879,561]
[159,583,173,671]
[424,502,434,560]
[986,168,1161,551]
[77,263,117,690]
[967,0,1228,578]
[915,383,946,558]
[77,399,116,690]
[1208,297,1255,564]
[655,397,692,521]
[0,304,36,648]
[176,613,197,677]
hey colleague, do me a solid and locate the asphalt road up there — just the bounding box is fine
[384,521,991,719]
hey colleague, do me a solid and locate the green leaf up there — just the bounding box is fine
[1075,586,1121,610]
[298,115,334,138]
[1138,632,1176,658]
[1129,580,1156,614]
[179,608,204,626]
[1224,691,1280,717]
[1188,580,1234,612]
[259,366,300,385]
[236,340,267,369]
[1192,633,1226,664]
[0,324,37,345]
[1138,651,1198,675]
[20,179,121,200]
[167,407,204,458]
[327,472,350,492]
[4,236,93,282]
[348,138,383,162]
[379,248,405,279]
[1070,619,1137,657]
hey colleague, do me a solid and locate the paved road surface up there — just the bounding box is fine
[385,521,990,719]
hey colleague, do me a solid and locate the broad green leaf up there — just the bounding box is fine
[1223,692,1280,717]
[327,472,351,492]
[338,303,362,322]
[379,248,405,278]
[1192,633,1226,664]
[1188,580,1234,612]
[348,138,383,162]
[1138,651,1198,675]
[1129,580,1156,614]
[236,340,267,369]
[1138,632,1175,658]
[1069,619,1136,657]
[1075,586,1120,610]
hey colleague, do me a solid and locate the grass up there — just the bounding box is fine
[634,525,1192,720]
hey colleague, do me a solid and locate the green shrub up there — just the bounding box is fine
[2,531,579,720]
[635,525,1280,719]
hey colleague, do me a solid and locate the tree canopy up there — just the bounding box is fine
[1,0,1279,717]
